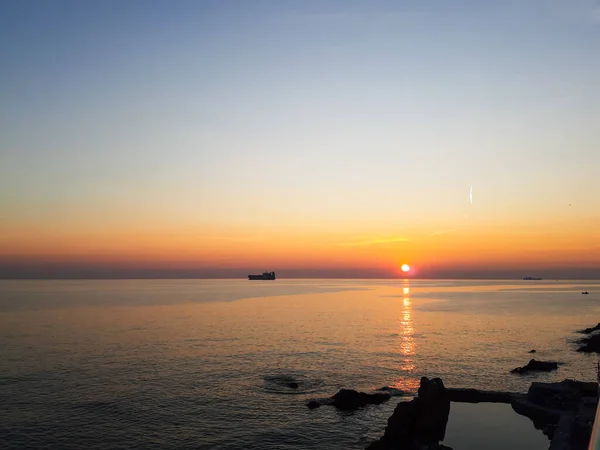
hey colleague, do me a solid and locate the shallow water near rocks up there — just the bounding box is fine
[443,402,549,450]
[1,279,599,449]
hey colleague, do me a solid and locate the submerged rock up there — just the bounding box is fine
[331,389,391,410]
[376,386,406,396]
[307,390,390,410]
[511,359,559,374]
[305,397,333,409]
[287,382,299,389]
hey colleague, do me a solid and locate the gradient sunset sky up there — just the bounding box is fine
[1,0,599,278]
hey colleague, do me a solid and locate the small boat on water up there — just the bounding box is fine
[523,276,542,280]
[582,291,589,295]
[248,271,276,280]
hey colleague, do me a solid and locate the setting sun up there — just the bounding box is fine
[401,264,411,272]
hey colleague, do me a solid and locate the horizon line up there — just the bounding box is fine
[2,276,599,281]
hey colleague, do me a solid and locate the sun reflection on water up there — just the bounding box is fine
[391,280,419,391]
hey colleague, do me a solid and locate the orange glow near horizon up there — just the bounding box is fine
[1,216,599,276]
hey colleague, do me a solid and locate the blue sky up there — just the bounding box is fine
[1,1,599,276]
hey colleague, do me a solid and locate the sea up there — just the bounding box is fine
[1,279,599,450]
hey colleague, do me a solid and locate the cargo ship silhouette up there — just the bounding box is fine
[248,271,276,280]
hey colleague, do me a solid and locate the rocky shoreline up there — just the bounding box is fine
[308,377,597,450]
[306,321,600,449]
[576,322,600,353]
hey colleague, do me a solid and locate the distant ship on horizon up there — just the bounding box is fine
[248,271,276,280]
[523,276,542,280]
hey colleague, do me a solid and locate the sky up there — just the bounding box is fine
[1,0,599,278]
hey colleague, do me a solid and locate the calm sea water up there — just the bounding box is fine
[1,279,599,449]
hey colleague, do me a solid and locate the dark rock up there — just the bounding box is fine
[511,397,562,435]
[287,382,299,389]
[377,386,406,396]
[415,378,451,443]
[418,377,445,403]
[511,359,558,374]
[577,333,600,353]
[380,400,418,442]
[578,335,600,352]
[367,377,450,449]
[331,389,391,410]
[567,379,600,397]
[542,423,557,438]
[573,397,597,449]
[579,323,600,334]
[511,379,599,447]
[527,380,597,410]
[529,349,537,353]
[305,397,333,409]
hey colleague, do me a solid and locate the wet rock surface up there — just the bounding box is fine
[263,372,325,394]
[511,359,559,374]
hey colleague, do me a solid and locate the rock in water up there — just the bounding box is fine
[579,323,600,334]
[511,359,559,374]
[307,390,390,410]
[287,382,299,389]
[305,397,334,409]
[529,349,536,353]
[331,389,391,410]
[577,333,600,353]
[377,386,405,396]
